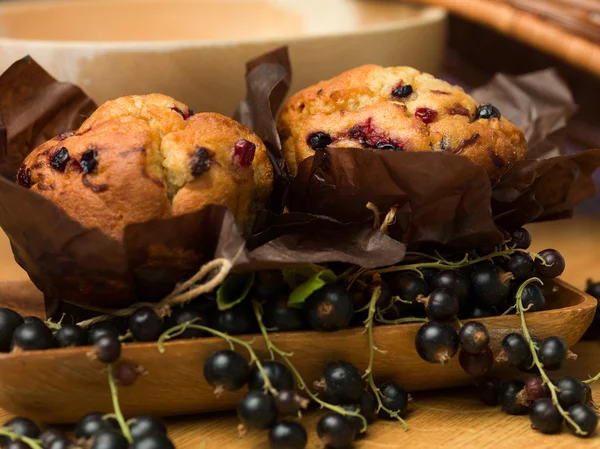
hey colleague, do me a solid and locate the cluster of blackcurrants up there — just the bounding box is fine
[0,414,170,449]
[476,331,598,437]
[203,351,408,449]
[584,280,600,340]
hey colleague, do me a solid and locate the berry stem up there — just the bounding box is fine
[374,316,427,325]
[363,286,409,431]
[0,429,43,449]
[251,301,368,432]
[157,320,278,396]
[515,278,586,436]
[583,372,600,384]
[107,364,133,443]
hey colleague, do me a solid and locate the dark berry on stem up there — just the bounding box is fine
[12,320,54,351]
[499,333,530,367]
[422,288,459,321]
[525,377,547,401]
[203,349,249,393]
[316,413,355,449]
[500,379,529,415]
[129,307,164,341]
[94,334,121,364]
[567,403,598,437]
[264,297,306,332]
[476,104,501,119]
[419,267,439,285]
[48,438,73,449]
[534,249,565,279]
[305,285,353,331]
[388,272,429,310]
[114,363,139,386]
[254,270,288,299]
[75,412,119,439]
[307,132,333,150]
[471,264,511,307]
[556,377,587,408]
[321,360,363,404]
[340,404,365,434]
[55,324,87,347]
[379,381,409,418]
[432,270,469,306]
[519,284,546,312]
[391,84,413,98]
[248,360,294,391]
[503,253,533,281]
[165,306,208,339]
[129,416,167,440]
[275,390,304,416]
[530,398,563,434]
[459,347,493,376]
[131,434,175,449]
[40,428,68,449]
[459,321,489,354]
[538,336,568,370]
[461,304,496,319]
[4,416,41,438]
[0,308,23,352]
[478,377,501,406]
[88,322,119,344]
[511,227,532,249]
[269,421,307,449]
[90,429,129,449]
[237,391,277,429]
[212,302,255,335]
[358,391,378,423]
[415,321,459,364]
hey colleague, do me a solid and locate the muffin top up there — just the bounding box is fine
[17,94,273,239]
[278,65,527,180]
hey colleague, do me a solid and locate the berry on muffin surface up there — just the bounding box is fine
[16,94,273,239]
[277,65,527,180]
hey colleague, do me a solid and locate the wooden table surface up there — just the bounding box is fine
[1,218,600,448]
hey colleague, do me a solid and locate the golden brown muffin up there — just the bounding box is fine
[278,65,527,180]
[16,94,273,240]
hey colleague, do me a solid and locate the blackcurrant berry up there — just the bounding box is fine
[248,360,294,391]
[511,228,532,249]
[415,321,459,364]
[90,429,129,449]
[459,347,493,376]
[3,417,41,438]
[254,270,288,299]
[129,416,167,440]
[275,390,305,416]
[211,302,255,335]
[0,308,23,352]
[538,336,568,370]
[40,428,68,449]
[6,442,30,449]
[75,412,119,439]
[431,270,469,306]
[567,403,598,437]
[264,297,306,332]
[418,267,439,285]
[556,377,587,408]
[88,322,119,344]
[518,283,546,312]
[500,379,529,415]
[129,307,164,342]
[421,289,459,321]
[524,377,547,401]
[269,421,307,449]
[389,272,429,310]
[131,434,175,449]
[316,413,355,449]
[534,249,565,279]
[12,320,54,351]
[165,307,208,339]
[357,391,378,423]
[237,391,277,429]
[499,333,530,368]
[55,324,87,347]
[94,334,121,364]
[48,438,73,449]
[340,404,366,435]
[460,304,496,319]
[503,253,533,281]
[471,264,511,307]
[203,350,249,393]
[305,285,353,331]
[320,361,363,404]
[114,363,139,386]
[378,381,409,418]
[586,279,600,299]
[530,398,563,434]
[458,321,489,354]
[477,377,501,406]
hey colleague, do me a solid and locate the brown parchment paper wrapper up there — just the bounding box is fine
[0,51,406,315]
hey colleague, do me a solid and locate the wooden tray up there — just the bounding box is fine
[0,279,594,424]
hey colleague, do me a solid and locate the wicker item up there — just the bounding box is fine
[411,0,600,77]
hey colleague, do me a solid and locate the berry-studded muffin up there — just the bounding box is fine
[278,65,527,181]
[16,94,273,239]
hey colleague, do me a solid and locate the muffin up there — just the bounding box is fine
[278,65,527,180]
[16,94,273,239]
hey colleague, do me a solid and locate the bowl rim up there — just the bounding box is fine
[0,0,446,48]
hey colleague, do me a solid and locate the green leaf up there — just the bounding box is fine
[216,273,255,311]
[282,265,322,290]
[288,269,337,308]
